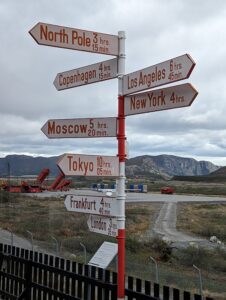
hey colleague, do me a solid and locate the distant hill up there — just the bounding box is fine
[0,154,220,179]
[207,166,226,177]
[173,166,226,182]
[0,155,59,176]
[126,154,220,178]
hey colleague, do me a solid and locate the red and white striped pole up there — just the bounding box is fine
[117,30,126,300]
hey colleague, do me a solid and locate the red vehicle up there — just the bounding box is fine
[160,187,174,194]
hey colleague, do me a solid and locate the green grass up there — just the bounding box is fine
[177,203,226,242]
[146,180,226,196]
[1,192,226,299]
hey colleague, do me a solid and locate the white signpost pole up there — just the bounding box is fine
[117,31,126,300]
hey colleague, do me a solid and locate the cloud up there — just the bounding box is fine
[1,0,226,166]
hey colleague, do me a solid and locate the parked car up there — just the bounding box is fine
[160,186,174,194]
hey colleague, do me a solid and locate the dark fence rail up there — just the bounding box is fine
[0,243,213,300]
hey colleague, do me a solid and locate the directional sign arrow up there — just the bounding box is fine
[58,154,119,177]
[41,117,117,138]
[87,215,118,237]
[53,58,118,90]
[29,22,119,56]
[64,195,119,217]
[123,54,195,95]
[124,83,198,116]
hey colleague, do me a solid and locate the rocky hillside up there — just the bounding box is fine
[0,155,59,176]
[0,154,220,178]
[126,154,220,178]
[207,166,226,177]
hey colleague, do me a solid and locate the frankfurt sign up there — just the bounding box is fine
[64,195,119,217]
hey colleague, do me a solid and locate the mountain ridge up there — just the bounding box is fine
[125,154,220,178]
[0,154,220,178]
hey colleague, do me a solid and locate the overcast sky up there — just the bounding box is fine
[1,0,226,165]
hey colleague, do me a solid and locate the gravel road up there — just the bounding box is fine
[153,202,204,242]
[3,190,226,250]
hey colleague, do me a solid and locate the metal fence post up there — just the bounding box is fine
[193,264,203,299]
[80,242,87,264]
[51,235,59,256]
[150,255,159,283]
[18,259,32,300]
[26,230,33,252]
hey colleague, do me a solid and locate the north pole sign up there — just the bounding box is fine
[41,117,117,138]
[87,215,118,237]
[64,194,119,217]
[123,54,195,95]
[124,83,198,116]
[29,22,119,56]
[58,154,119,177]
[54,58,118,90]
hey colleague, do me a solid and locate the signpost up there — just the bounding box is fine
[124,83,198,116]
[30,20,198,299]
[87,215,118,237]
[41,117,117,138]
[57,153,119,177]
[123,54,195,95]
[53,58,118,90]
[64,194,119,217]
[29,22,119,56]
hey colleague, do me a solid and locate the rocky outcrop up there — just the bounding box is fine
[125,154,220,177]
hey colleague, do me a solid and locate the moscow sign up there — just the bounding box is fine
[41,117,117,138]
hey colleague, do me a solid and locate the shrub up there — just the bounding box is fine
[173,246,210,268]
[145,236,172,261]
[126,236,142,253]
[0,191,12,203]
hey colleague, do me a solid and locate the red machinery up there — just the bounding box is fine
[47,172,65,190]
[56,179,71,191]
[1,168,71,193]
[36,168,50,184]
[1,168,50,193]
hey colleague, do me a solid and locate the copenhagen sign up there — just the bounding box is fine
[41,117,117,138]
[123,54,195,95]
[29,22,119,56]
[58,154,119,177]
[54,58,118,90]
[64,194,119,217]
[124,83,198,116]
